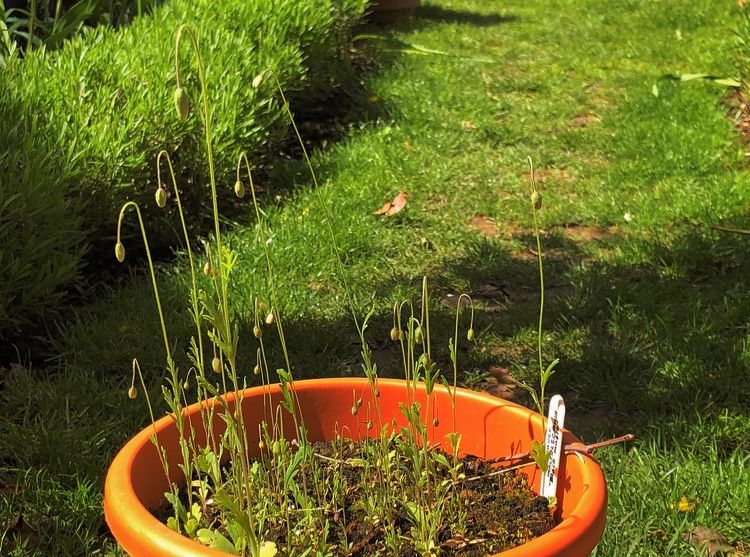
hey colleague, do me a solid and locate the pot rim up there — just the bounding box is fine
[105,377,606,556]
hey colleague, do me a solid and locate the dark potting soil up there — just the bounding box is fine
[159,439,556,556]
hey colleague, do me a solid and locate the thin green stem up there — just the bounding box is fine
[265,70,362,337]
[175,25,228,334]
[116,201,171,362]
[156,150,203,369]
[528,156,546,416]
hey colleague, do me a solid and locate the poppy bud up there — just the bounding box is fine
[203,261,212,276]
[115,242,125,262]
[253,364,261,375]
[234,180,245,199]
[174,87,189,120]
[212,357,222,374]
[252,73,264,88]
[128,386,137,399]
[265,310,275,325]
[271,440,280,455]
[432,417,440,427]
[351,405,358,416]
[253,324,262,339]
[390,327,400,341]
[155,187,167,208]
[414,327,423,344]
[467,328,475,341]
[531,190,542,210]
[356,397,363,408]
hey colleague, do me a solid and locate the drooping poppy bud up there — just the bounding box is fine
[155,187,167,208]
[531,191,542,210]
[174,87,189,120]
[234,180,245,199]
[115,242,125,262]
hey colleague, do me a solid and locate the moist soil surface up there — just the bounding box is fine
[162,438,556,556]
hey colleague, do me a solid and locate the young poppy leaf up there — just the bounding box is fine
[530,439,552,473]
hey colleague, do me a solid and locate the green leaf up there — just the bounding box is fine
[259,541,278,557]
[530,439,552,473]
[184,517,198,536]
[432,452,449,469]
[196,529,238,554]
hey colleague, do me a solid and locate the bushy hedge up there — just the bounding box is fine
[0,80,86,342]
[0,0,366,344]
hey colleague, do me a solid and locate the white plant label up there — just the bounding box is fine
[540,394,566,499]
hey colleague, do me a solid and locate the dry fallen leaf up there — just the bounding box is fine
[387,191,407,216]
[372,201,392,215]
[682,526,741,556]
[372,191,407,217]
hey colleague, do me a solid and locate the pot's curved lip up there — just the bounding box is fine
[105,378,606,557]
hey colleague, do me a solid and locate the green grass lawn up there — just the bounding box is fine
[3,0,750,555]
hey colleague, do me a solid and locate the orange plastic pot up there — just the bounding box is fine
[104,378,606,556]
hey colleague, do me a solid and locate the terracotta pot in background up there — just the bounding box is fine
[104,378,607,556]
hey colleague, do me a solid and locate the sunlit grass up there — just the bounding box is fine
[2,0,750,554]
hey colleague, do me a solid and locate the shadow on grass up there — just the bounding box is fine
[40,219,750,455]
[439,226,750,447]
[5,221,750,552]
[376,4,518,32]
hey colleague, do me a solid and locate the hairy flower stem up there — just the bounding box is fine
[265,70,362,337]
[528,156,547,417]
[116,202,189,510]
[156,151,217,452]
[174,26,260,553]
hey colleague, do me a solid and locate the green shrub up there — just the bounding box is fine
[0,0,365,344]
[0,80,86,342]
[5,0,366,255]
[0,0,160,67]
